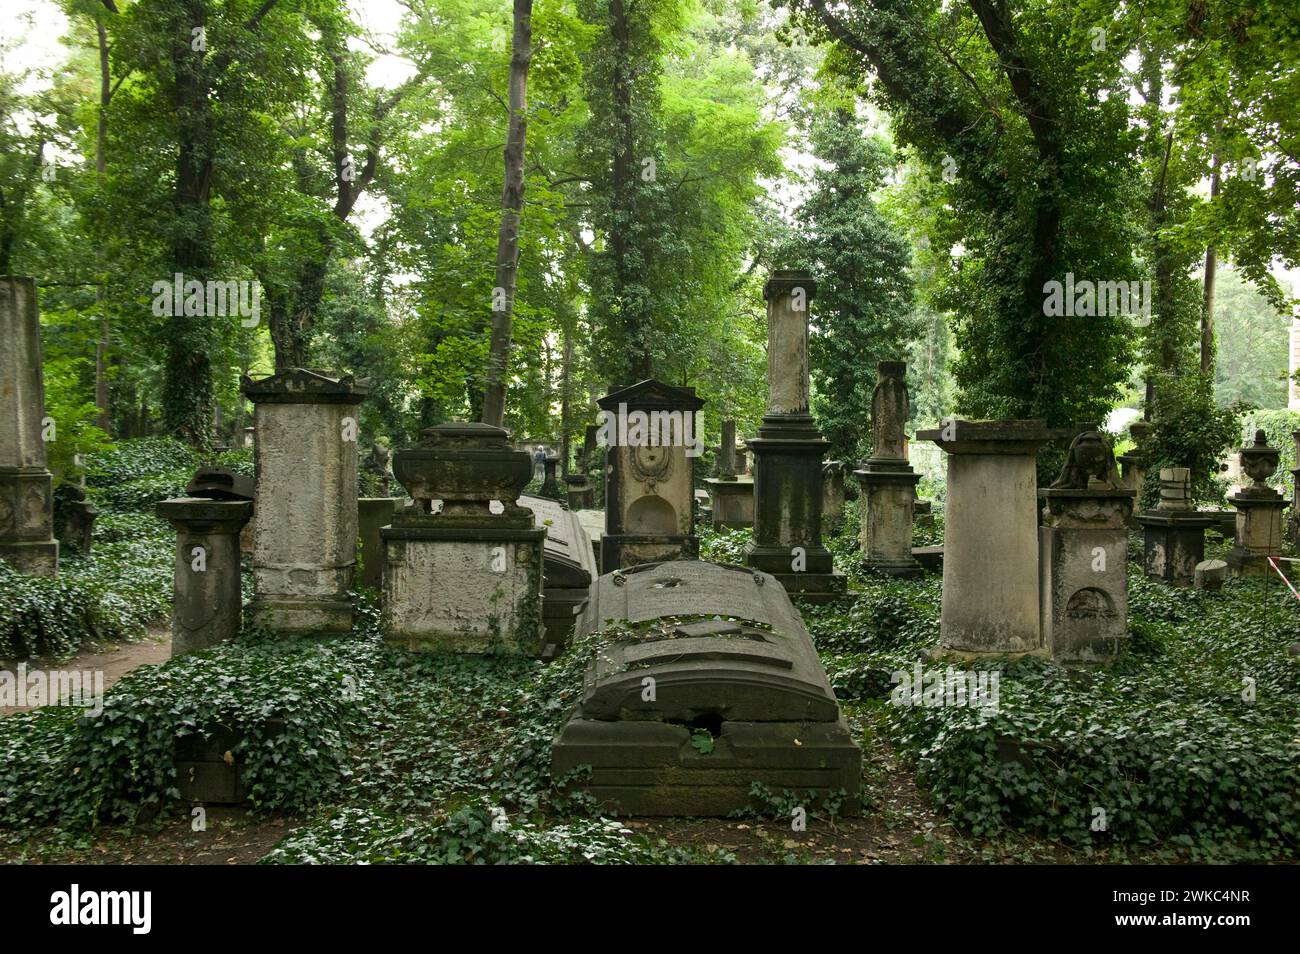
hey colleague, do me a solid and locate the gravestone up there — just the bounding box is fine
[551,560,861,816]
[1038,432,1135,662]
[705,418,754,529]
[520,493,596,655]
[0,277,58,576]
[54,484,98,556]
[242,369,367,632]
[1136,467,1215,585]
[1227,430,1287,577]
[156,497,253,656]
[856,362,922,577]
[358,497,401,590]
[599,379,704,572]
[745,271,846,602]
[919,419,1053,655]
[821,460,848,531]
[540,454,563,499]
[383,422,545,653]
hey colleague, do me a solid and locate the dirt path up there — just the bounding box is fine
[0,624,171,717]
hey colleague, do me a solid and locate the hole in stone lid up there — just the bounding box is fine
[686,713,724,737]
[653,577,683,588]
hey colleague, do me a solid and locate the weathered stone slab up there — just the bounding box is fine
[553,560,860,816]
[521,493,595,652]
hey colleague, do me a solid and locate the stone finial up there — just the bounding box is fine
[1050,431,1122,491]
[1239,429,1279,491]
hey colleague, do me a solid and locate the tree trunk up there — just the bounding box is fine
[481,0,533,427]
[93,15,111,433]
[1201,128,1222,376]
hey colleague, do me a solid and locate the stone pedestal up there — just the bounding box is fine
[705,476,754,530]
[358,497,401,591]
[0,277,58,576]
[598,379,704,572]
[156,498,253,657]
[1227,430,1287,577]
[563,473,595,510]
[383,422,545,654]
[918,420,1053,655]
[856,361,922,577]
[1038,489,1135,663]
[58,499,98,556]
[241,369,368,632]
[822,460,848,530]
[540,455,562,499]
[1136,467,1214,585]
[745,270,846,602]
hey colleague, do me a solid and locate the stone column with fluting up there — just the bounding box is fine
[706,418,754,530]
[156,498,253,657]
[918,419,1053,655]
[744,270,845,601]
[855,362,922,577]
[1228,430,1287,577]
[0,277,58,576]
[242,370,368,632]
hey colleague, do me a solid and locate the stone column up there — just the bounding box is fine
[358,497,401,590]
[241,370,368,632]
[1135,467,1215,585]
[1038,444,1135,663]
[706,418,754,530]
[0,277,58,576]
[156,498,253,656]
[918,420,1053,655]
[540,454,562,499]
[856,362,922,577]
[745,271,846,602]
[1228,430,1287,577]
[383,422,545,654]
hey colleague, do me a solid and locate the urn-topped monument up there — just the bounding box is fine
[1227,430,1287,577]
[382,422,545,654]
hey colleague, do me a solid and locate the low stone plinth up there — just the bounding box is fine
[856,466,922,578]
[1137,510,1215,585]
[563,473,595,511]
[705,476,754,529]
[1226,492,1286,577]
[156,498,253,657]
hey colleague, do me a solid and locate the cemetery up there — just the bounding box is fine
[0,0,1298,869]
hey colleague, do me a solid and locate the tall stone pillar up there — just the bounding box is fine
[156,498,253,656]
[241,370,368,632]
[0,277,58,576]
[1227,430,1287,577]
[1135,467,1214,584]
[745,270,846,602]
[856,362,921,577]
[706,418,754,530]
[918,420,1053,655]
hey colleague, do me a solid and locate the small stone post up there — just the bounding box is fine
[1136,467,1215,585]
[156,498,253,656]
[745,270,846,602]
[242,370,368,632]
[856,362,922,577]
[1227,430,1287,577]
[705,418,754,529]
[918,419,1053,655]
[540,454,563,499]
[0,277,58,575]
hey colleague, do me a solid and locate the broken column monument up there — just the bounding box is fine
[919,419,1053,655]
[550,560,862,816]
[1227,430,1287,577]
[382,422,545,654]
[1136,467,1215,585]
[856,361,921,578]
[705,419,754,530]
[598,379,704,573]
[1038,431,1135,662]
[242,369,367,632]
[0,277,58,576]
[745,270,846,602]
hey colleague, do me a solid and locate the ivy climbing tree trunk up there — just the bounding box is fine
[482,0,533,428]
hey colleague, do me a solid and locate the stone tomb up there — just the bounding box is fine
[551,560,861,816]
[382,422,545,654]
[0,277,59,576]
[519,493,597,654]
[598,379,704,573]
[1136,468,1215,585]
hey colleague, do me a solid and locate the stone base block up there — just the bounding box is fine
[1138,512,1214,585]
[601,533,698,574]
[0,539,58,576]
[247,597,354,634]
[382,525,544,654]
[551,715,861,817]
[1040,525,1128,663]
[705,477,754,530]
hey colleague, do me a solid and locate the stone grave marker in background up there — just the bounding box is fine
[705,418,754,530]
[1227,430,1287,577]
[856,361,922,578]
[358,496,402,591]
[1136,467,1215,585]
[519,493,596,655]
[156,496,253,656]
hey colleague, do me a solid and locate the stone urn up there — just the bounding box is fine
[1237,430,1280,498]
[392,422,532,515]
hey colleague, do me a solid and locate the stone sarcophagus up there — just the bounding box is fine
[519,493,597,655]
[551,560,861,816]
